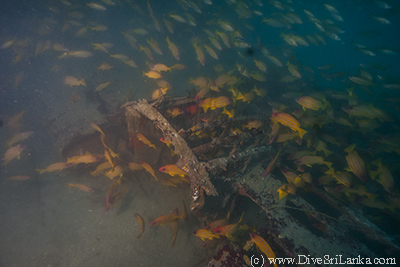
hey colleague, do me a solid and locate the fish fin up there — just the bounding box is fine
[297,128,307,139]
[344,144,356,153]
[367,193,379,202]
[325,167,335,175]
[369,170,380,181]
[371,159,382,167]
[325,161,333,169]
[35,169,45,174]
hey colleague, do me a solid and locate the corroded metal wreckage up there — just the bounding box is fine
[121,97,399,266]
[123,99,218,211]
[56,95,398,266]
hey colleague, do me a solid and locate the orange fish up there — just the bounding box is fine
[166,108,184,118]
[199,96,231,112]
[139,45,153,60]
[280,168,298,184]
[2,144,26,166]
[139,161,158,181]
[236,92,255,103]
[6,175,30,181]
[105,181,118,212]
[36,162,72,174]
[325,168,353,188]
[213,213,243,236]
[171,208,179,247]
[268,118,280,144]
[104,149,115,171]
[249,233,278,267]
[166,36,180,60]
[105,187,127,212]
[91,122,105,136]
[181,198,188,223]
[159,164,188,177]
[67,151,99,165]
[271,112,307,139]
[264,148,281,176]
[193,43,205,66]
[136,132,156,149]
[295,96,326,111]
[370,159,394,193]
[6,110,25,131]
[195,87,210,101]
[129,131,142,149]
[150,208,182,226]
[135,213,145,239]
[128,162,143,171]
[63,76,86,87]
[222,108,234,118]
[143,70,162,79]
[6,131,33,147]
[193,229,220,241]
[344,144,368,181]
[104,165,123,180]
[90,161,112,176]
[205,212,230,231]
[67,183,94,192]
[294,156,332,168]
[159,136,173,148]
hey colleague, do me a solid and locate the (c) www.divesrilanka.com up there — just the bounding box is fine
[250,255,396,266]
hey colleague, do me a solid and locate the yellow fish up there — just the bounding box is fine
[199,96,231,112]
[166,36,180,60]
[63,76,86,87]
[68,183,94,192]
[143,70,162,79]
[193,43,205,66]
[2,144,26,166]
[139,161,158,181]
[136,132,156,149]
[271,112,307,139]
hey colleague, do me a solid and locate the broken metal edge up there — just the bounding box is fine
[123,100,218,211]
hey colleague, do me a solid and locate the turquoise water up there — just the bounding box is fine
[1,0,400,266]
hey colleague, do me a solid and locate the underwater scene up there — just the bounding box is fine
[1,0,400,266]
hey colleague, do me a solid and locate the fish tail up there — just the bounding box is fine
[367,193,379,202]
[35,168,45,174]
[67,183,74,189]
[324,161,333,169]
[322,100,330,110]
[80,79,86,86]
[136,233,142,240]
[323,149,333,157]
[371,158,382,167]
[369,170,380,181]
[278,189,288,200]
[297,128,307,139]
[325,167,335,175]
[344,144,356,153]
